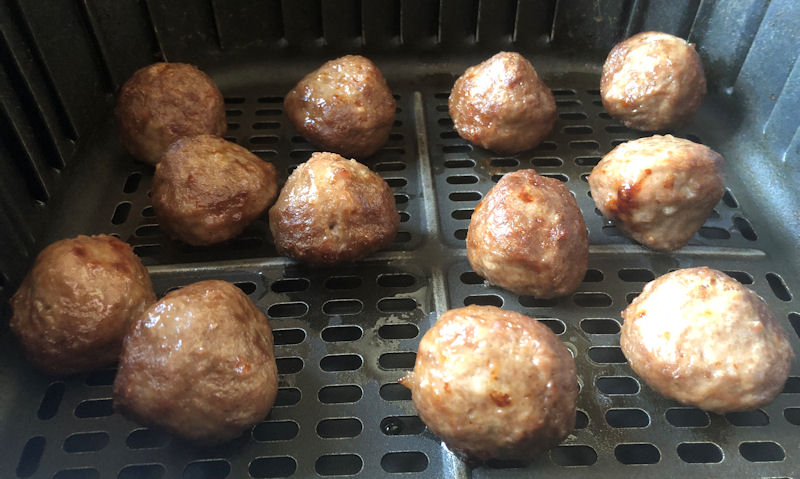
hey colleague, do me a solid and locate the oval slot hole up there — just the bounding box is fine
[677,442,723,464]
[597,377,639,395]
[16,436,45,478]
[378,323,419,339]
[126,428,170,449]
[321,325,363,342]
[588,347,626,363]
[271,278,310,293]
[580,319,620,334]
[322,299,363,315]
[118,464,164,479]
[379,352,416,370]
[274,388,301,407]
[317,417,362,438]
[381,416,425,436]
[183,460,230,479]
[606,409,650,428]
[315,454,363,476]
[273,328,306,346]
[380,383,411,401]
[573,293,612,307]
[464,294,503,307]
[614,443,660,464]
[381,451,428,473]
[74,399,113,418]
[739,442,785,462]
[276,357,303,374]
[550,445,597,466]
[267,302,309,318]
[248,457,297,479]
[377,297,417,313]
[665,407,710,428]
[767,273,792,301]
[377,273,415,288]
[320,354,362,372]
[63,432,109,453]
[319,385,363,404]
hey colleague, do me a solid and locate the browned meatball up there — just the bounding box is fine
[9,235,155,376]
[621,267,793,413]
[449,52,556,154]
[401,305,577,461]
[116,62,226,164]
[151,135,278,246]
[588,135,724,251]
[467,170,588,298]
[269,152,399,265]
[284,55,395,158]
[113,280,278,445]
[601,31,706,131]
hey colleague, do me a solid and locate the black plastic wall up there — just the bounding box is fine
[1,0,798,305]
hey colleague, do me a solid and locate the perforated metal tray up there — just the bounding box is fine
[1,59,798,479]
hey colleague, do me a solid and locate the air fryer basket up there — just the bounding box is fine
[1,1,799,478]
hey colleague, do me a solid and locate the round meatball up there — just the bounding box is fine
[113,280,278,445]
[269,152,399,265]
[621,267,793,413]
[152,135,278,246]
[284,55,395,158]
[9,235,155,376]
[467,170,588,298]
[116,62,226,164]
[449,52,556,154]
[601,31,706,131]
[401,305,577,461]
[588,135,724,251]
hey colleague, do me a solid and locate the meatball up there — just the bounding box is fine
[269,152,399,265]
[467,170,588,298]
[284,55,395,158]
[9,235,155,376]
[449,52,556,154]
[116,62,226,164]
[113,280,278,445]
[401,305,577,461]
[151,135,278,246]
[588,135,724,251]
[621,267,793,413]
[601,31,706,131]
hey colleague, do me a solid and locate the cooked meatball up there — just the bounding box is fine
[113,280,278,445]
[116,62,226,164]
[151,135,278,246]
[284,55,395,158]
[401,305,577,461]
[269,152,399,265]
[601,31,706,131]
[588,135,724,251]
[9,235,155,376]
[621,267,793,413]
[467,170,588,298]
[449,52,556,154]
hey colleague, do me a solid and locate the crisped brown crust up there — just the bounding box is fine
[601,31,706,131]
[115,62,226,164]
[113,280,278,445]
[401,305,577,461]
[152,134,278,245]
[268,152,399,265]
[10,235,155,376]
[621,267,793,413]
[466,170,588,298]
[284,55,395,158]
[449,52,556,154]
[588,134,724,251]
